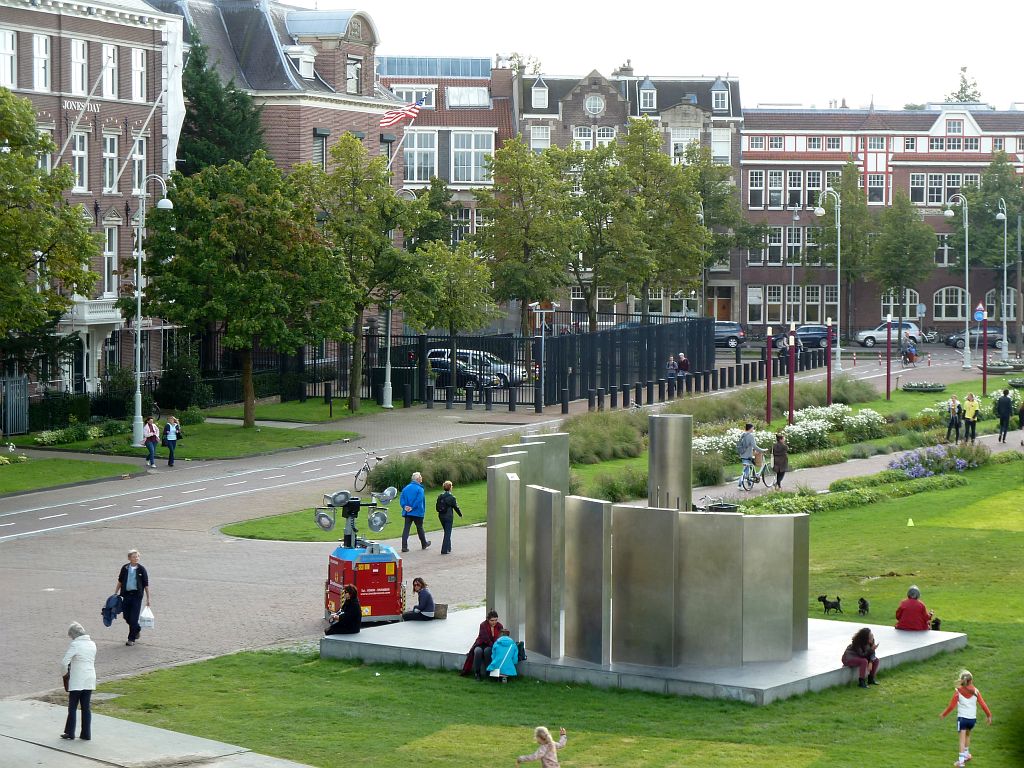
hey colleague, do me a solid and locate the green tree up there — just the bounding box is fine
[618,117,705,321]
[143,151,348,427]
[945,66,982,103]
[816,161,878,333]
[290,134,424,413]
[408,177,453,251]
[0,89,100,355]
[178,36,265,175]
[474,137,570,339]
[547,142,642,332]
[947,152,1024,270]
[868,191,937,343]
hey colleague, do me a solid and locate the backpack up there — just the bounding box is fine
[435,494,447,515]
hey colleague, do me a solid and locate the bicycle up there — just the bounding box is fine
[739,450,774,491]
[151,400,161,421]
[353,446,385,492]
[695,495,724,512]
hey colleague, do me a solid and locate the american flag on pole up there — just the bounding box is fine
[379,100,422,128]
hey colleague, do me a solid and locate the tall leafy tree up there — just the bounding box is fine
[290,134,424,413]
[143,151,348,427]
[474,137,570,339]
[178,36,265,175]
[868,192,937,342]
[0,89,100,361]
[945,67,982,103]
[408,177,453,251]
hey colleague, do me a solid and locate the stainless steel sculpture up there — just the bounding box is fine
[485,461,521,635]
[563,496,612,665]
[523,485,565,660]
[523,432,570,494]
[648,414,693,510]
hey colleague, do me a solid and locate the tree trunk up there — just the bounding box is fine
[241,347,255,428]
[520,301,533,380]
[640,279,651,325]
[348,305,364,414]
[587,290,598,334]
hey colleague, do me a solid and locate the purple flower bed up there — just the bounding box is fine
[888,444,980,479]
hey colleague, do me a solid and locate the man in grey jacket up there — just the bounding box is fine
[736,423,763,490]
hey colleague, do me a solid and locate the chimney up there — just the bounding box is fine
[840,97,848,109]
[617,59,634,78]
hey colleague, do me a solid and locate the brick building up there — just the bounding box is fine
[740,105,1023,336]
[1,0,185,393]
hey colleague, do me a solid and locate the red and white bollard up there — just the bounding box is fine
[878,352,882,366]
[852,352,857,366]
[927,353,932,366]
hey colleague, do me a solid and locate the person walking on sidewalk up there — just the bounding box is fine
[399,472,431,552]
[142,416,159,468]
[994,389,1013,443]
[162,416,183,467]
[60,622,96,741]
[771,432,789,489]
[114,549,150,646]
[436,480,463,555]
[962,393,979,444]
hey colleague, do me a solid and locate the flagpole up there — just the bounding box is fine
[385,115,417,172]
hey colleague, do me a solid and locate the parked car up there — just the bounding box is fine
[427,358,501,390]
[944,328,1006,349]
[426,349,526,386]
[771,324,840,349]
[854,321,921,347]
[713,321,746,348]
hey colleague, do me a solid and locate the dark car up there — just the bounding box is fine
[944,329,1006,349]
[714,321,746,348]
[772,324,839,349]
[429,359,501,389]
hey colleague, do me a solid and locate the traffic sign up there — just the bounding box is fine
[973,308,985,322]
[917,302,927,318]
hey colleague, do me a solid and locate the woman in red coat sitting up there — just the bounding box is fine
[895,585,933,630]
[461,610,503,680]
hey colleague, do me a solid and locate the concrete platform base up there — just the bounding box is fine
[321,608,967,705]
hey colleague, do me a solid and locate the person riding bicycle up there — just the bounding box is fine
[736,423,764,490]
[901,331,917,365]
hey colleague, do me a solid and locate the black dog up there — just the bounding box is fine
[817,595,842,614]
[858,597,870,616]
[931,617,942,631]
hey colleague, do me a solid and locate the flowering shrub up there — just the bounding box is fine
[740,473,968,515]
[781,419,831,452]
[888,443,989,479]
[902,381,946,392]
[843,409,886,442]
[692,427,773,462]
[792,404,851,430]
[0,454,29,466]
[34,430,62,446]
[988,387,1022,413]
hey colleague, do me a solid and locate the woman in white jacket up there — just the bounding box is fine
[61,622,97,741]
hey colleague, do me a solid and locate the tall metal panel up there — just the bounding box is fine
[523,485,565,660]
[522,432,570,495]
[647,414,693,510]
[742,515,795,662]
[791,514,810,651]
[486,462,521,636]
[676,510,745,666]
[611,504,677,666]
[563,496,612,665]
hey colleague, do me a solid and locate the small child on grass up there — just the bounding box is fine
[939,670,992,766]
[515,726,567,767]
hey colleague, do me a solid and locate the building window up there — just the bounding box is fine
[786,226,802,266]
[749,136,765,150]
[946,173,961,199]
[531,85,548,109]
[312,134,327,170]
[711,127,731,164]
[747,285,764,324]
[131,138,146,194]
[639,88,656,110]
[101,44,117,98]
[910,173,925,204]
[993,137,1004,151]
[403,131,436,182]
[450,207,472,245]
[785,284,802,324]
[393,86,435,108]
[131,48,146,101]
[826,136,841,150]
[33,34,50,91]
[805,285,821,323]
[0,29,14,88]
[964,137,979,151]
[929,137,945,151]
[102,135,118,193]
[807,136,822,150]
[768,136,783,150]
[767,170,783,208]
[748,170,764,208]
[453,130,493,183]
[903,137,917,151]
[985,288,1018,320]
[71,132,88,191]
[713,90,728,111]
[103,227,118,296]
[37,128,52,173]
[596,127,616,147]
[964,173,980,188]
[882,288,920,318]
[867,174,885,204]
[946,119,963,135]
[787,170,802,208]
[346,56,362,95]
[867,136,885,150]
[927,173,944,204]
[946,137,962,151]
[584,94,605,115]
[530,125,550,153]
[447,87,489,107]
[933,286,966,320]
[824,284,839,321]
[671,127,700,164]
[766,227,783,265]
[573,126,593,150]
[934,233,952,266]
[747,246,763,266]
[71,39,88,95]
[766,284,783,323]
[805,226,820,265]
[806,171,822,208]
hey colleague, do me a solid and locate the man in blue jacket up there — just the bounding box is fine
[399,472,431,552]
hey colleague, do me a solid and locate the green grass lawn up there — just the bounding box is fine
[95,462,1024,768]
[11,422,359,460]
[204,398,386,423]
[0,458,140,494]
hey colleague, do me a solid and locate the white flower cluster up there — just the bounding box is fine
[843,408,886,441]
[791,403,852,430]
[781,419,831,452]
[989,388,1022,410]
[693,427,774,462]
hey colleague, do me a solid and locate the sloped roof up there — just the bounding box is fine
[744,108,1024,132]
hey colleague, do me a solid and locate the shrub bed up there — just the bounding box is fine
[739,473,968,515]
[591,467,648,503]
[888,443,990,478]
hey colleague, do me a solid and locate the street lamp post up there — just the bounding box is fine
[787,322,796,425]
[131,175,173,446]
[529,302,558,412]
[381,296,394,409]
[765,325,773,424]
[996,199,1009,362]
[814,189,843,371]
[944,194,971,370]
[696,202,707,318]
[885,313,893,401]
[825,317,833,405]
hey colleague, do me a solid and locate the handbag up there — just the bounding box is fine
[139,605,155,629]
[62,672,70,692]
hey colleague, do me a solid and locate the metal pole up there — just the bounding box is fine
[1018,215,1023,360]
[540,321,546,409]
[382,298,393,409]
[835,194,843,372]
[132,188,146,445]
[765,326,772,424]
[885,315,892,401]
[963,201,971,370]
[787,325,795,425]
[1000,201,1009,362]
[982,315,988,396]
[826,318,833,405]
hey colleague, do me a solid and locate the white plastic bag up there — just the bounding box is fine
[139,605,155,629]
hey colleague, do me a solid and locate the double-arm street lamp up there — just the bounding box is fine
[944,194,971,370]
[696,201,707,318]
[131,175,173,446]
[814,188,843,371]
[996,198,1010,362]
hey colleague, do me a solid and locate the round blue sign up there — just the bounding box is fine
[973,309,985,322]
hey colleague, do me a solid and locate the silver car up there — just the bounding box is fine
[855,321,921,347]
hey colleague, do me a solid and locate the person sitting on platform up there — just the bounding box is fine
[486,629,520,683]
[841,627,880,688]
[461,610,503,680]
[895,584,933,631]
[325,584,361,635]
[402,577,435,621]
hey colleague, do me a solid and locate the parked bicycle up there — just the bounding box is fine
[151,400,161,421]
[739,450,774,491]
[353,446,385,492]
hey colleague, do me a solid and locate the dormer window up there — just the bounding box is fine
[713,90,728,111]
[639,88,656,110]
[532,85,548,109]
[283,44,317,80]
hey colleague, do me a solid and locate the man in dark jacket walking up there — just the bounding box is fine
[995,389,1013,443]
[436,480,463,555]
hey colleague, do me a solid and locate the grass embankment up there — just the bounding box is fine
[204,398,385,423]
[0,458,140,495]
[96,462,1024,768]
[11,422,359,461]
